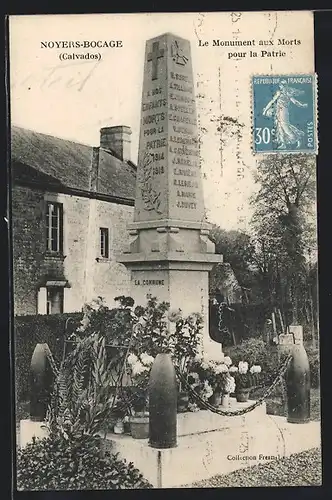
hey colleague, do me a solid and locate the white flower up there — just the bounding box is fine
[202,380,213,400]
[256,365,262,374]
[229,366,238,373]
[187,314,197,326]
[132,361,146,376]
[189,372,200,382]
[194,353,203,362]
[168,308,182,323]
[250,365,262,374]
[214,363,228,374]
[225,376,236,394]
[127,353,138,366]
[138,316,147,328]
[206,389,213,399]
[188,402,200,412]
[201,362,209,370]
[77,315,90,332]
[182,326,190,338]
[238,361,248,374]
[140,353,154,366]
[224,356,232,367]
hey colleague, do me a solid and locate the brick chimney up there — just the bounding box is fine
[89,146,100,192]
[100,126,132,162]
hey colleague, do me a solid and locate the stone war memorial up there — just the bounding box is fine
[111,33,319,487]
[119,33,224,361]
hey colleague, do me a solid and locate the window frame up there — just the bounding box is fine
[46,286,64,315]
[99,227,110,259]
[46,202,64,254]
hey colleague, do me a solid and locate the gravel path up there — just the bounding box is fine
[186,448,322,488]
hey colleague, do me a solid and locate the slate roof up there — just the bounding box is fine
[11,126,136,202]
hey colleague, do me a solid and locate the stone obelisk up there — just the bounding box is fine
[119,33,223,360]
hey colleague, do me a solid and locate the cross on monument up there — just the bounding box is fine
[119,33,224,363]
[147,41,164,81]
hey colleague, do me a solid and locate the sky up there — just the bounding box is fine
[9,11,315,231]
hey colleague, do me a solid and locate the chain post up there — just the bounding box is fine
[30,343,55,422]
[286,344,311,423]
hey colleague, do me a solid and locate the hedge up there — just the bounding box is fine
[14,313,82,402]
[14,314,320,403]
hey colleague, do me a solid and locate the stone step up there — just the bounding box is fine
[105,416,321,488]
[177,398,267,436]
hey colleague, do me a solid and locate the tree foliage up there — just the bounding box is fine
[250,153,317,324]
[209,226,258,301]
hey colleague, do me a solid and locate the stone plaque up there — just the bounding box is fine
[135,33,205,224]
[278,334,295,346]
[289,325,304,345]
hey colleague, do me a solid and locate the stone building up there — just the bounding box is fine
[11,125,136,316]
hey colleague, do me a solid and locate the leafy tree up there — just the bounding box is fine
[209,226,258,300]
[250,153,317,325]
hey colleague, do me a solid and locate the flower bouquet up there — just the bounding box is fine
[125,352,155,439]
[230,361,262,402]
[187,356,236,408]
[126,352,154,414]
[167,309,203,412]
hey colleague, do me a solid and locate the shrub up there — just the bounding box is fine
[14,313,82,402]
[16,327,152,491]
[226,338,320,389]
[17,435,152,490]
[225,338,282,386]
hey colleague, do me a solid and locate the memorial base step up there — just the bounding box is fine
[177,398,267,436]
[105,414,321,488]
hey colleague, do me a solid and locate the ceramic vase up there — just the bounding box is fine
[221,393,230,407]
[235,388,250,402]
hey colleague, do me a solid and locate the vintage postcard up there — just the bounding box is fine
[9,11,321,489]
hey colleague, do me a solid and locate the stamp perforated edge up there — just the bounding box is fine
[250,73,318,156]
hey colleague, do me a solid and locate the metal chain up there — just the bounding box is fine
[175,354,292,417]
[279,367,288,412]
[218,302,224,333]
[42,339,292,418]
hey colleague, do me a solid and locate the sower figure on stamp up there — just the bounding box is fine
[262,80,308,149]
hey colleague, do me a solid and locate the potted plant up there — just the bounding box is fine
[110,402,129,435]
[187,359,228,407]
[221,373,236,407]
[232,361,262,402]
[190,356,235,407]
[126,352,154,439]
[211,356,235,406]
[129,393,149,439]
[167,310,203,412]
